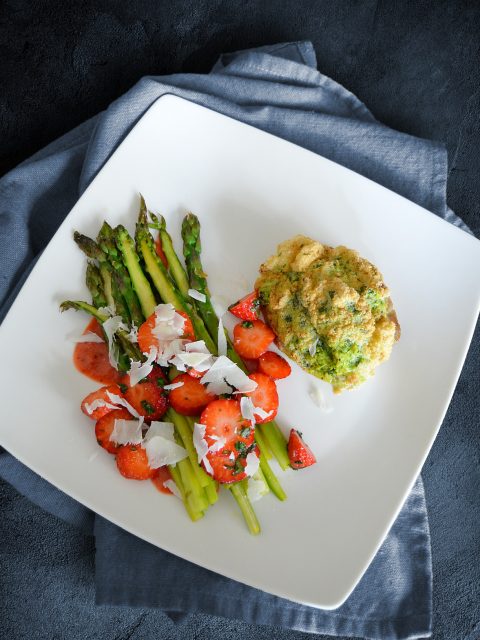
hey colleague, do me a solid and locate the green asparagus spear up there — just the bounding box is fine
[86,262,108,309]
[228,484,261,535]
[168,464,204,521]
[135,217,217,354]
[181,214,220,340]
[149,211,190,295]
[97,222,144,327]
[165,408,218,504]
[114,225,157,318]
[255,430,287,500]
[74,231,130,323]
[74,231,115,312]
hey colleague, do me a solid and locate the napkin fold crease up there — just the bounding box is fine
[1,40,465,639]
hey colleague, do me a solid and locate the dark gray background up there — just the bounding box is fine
[1,1,479,639]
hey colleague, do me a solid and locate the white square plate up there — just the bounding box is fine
[1,95,479,609]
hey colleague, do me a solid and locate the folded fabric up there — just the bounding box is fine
[2,40,469,639]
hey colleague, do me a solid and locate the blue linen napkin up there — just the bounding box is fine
[1,40,466,639]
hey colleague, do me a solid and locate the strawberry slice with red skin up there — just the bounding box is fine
[245,372,279,423]
[116,444,155,480]
[168,373,216,416]
[124,379,168,420]
[228,291,261,322]
[287,429,317,469]
[145,364,168,388]
[137,310,195,354]
[200,399,256,484]
[95,407,133,454]
[81,383,123,420]
[233,319,275,359]
[258,351,291,379]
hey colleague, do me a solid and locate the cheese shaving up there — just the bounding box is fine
[145,436,187,469]
[247,472,269,503]
[208,436,226,453]
[188,288,207,303]
[102,315,128,368]
[126,324,139,343]
[106,392,141,418]
[109,418,144,445]
[309,383,334,413]
[185,340,210,354]
[201,355,257,395]
[163,381,184,391]
[202,456,214,476]
[193,423,209,463]
[217,317,228,357]
[83,398,117,416]
[156,338,187,367]
[97,305,115,317]
[309,338,319,357]
[151,304,186,342]
[244,451,260,477]
[253,406,273,421]
[211,294,228,318]
[240,397,272,424]
[144,421,175,442]
[170,351,213,372]
[67,330,104,344]
[240,396,256,425]
[163,479,182,499]
[127,348,157,386]
[225,365,257,393]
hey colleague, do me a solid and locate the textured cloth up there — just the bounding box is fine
[1,40,468,639]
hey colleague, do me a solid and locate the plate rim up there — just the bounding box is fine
[1,93,480,609]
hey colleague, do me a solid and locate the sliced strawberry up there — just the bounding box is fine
[95,407,133,454]
[81,384,123,420]
[124,380,168,420]
[233,319,275,359]
[228,291,260,322]
[73,318,122,385]
[137,313,158,354]
[168,373,216,416]
[243,358,259,374]
[145,364,168,388]
[200,399,255,484]
[246,372,279,423]
[138,310,195,354]
[207,451,248,484]
[287,429,317,469]
[155,235,168,268]
[116,444,155,480]
[258,351,291,379]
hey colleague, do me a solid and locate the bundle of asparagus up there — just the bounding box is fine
[61,197,296,534]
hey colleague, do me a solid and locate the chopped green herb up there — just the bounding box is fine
[141,400,155,415]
